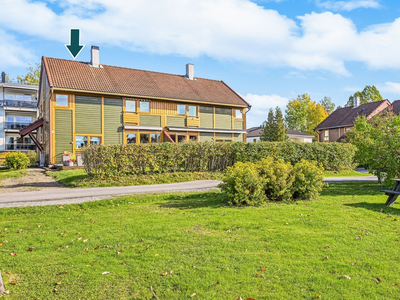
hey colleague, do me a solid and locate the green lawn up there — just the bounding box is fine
[0,167,26,183]
[1,182,399,299]
[324,170,371,177]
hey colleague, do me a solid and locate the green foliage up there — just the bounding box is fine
[319,96,335,114]
[347,111,400,185]
[285,93,328,137]
[5,151,30,169]
[260,107,288,142]
[26,150,37,165]
[82,141,357,178]
[16,63,41,84]
[346,85,383,107]
[219,162,266,206]
[221,157,325,205]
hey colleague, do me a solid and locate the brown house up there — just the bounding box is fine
[314,98,390,142]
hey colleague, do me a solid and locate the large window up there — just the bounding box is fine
[127,133,137,144]
[151,133,161,143]
[324,130,329,141]
[126,100,136,112]
[188,106,197,117]
[56,94,69,107]
[177,105,186,115]
[140,133,150,144]
[76,136,101,148]
[235,109,242,119]
[140,101,150,112]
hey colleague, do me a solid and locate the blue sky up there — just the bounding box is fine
[1,0,400,127]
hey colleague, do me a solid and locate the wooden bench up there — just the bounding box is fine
[381,179,400,206]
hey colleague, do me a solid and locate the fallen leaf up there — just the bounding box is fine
[190,293,197,297]
[343,275,351,280]
[0,244,3,247]
[313,296,321,299]
[10,281,16,285]
[83,239,88,243]
[324,256,329,259]
[261,267,266,271]
[356,236,362,240]
[53,288,58,292]
[351,262,358,266]
[394,283,399,286]
[155,254,159,256]
[216,281,220,285]
[236,298,243,300]
[56,280,62,285]
[10,252,16,256]
[169,270,173,275]
[256,273,263,277]
[162,272,167,276]
[376,278,382,284]
[246,298,255,300]
[323,245,330,248]
[102,272,110,275]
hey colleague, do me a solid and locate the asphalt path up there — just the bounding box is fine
[0,175,379,208]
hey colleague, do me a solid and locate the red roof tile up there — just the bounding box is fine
[42,57,249,107]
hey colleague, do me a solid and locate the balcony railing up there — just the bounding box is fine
[5,144,36,151]
[1,100,37,109]
[4,122,32,130]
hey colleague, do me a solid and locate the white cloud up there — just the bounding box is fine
[317,0,380,11]
[242,93,289,128]
[377,82,400,95]
[0,0,399,76]
[0,29,36,68]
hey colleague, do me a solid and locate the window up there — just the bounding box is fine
[126,100,136,112]
[324,130,329,141]
[177,135,186,143]
[140,133,150,144]
[76,136,88,148]
[151,134,161,143]
[56,94,69,107]
[236,110,242,118]
[188,106,197,117]
[126,133,137,144]
[90,137,101,145]
[345,128,351,132]
[140,101,150,112]
[189,135,198,142]
[177,105,186,115]
[253,139,256,142]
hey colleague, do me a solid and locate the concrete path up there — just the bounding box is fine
[323,175,378,183]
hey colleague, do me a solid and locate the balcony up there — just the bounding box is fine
[1,100,37,110]
[5,144,36,151]
[4,122,32,130]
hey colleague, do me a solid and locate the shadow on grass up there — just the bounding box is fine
[158,191,225,210]
[55,174,90,187]
[322,182,385,197]
[345,202,400,214]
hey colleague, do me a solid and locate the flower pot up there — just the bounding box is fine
[62,155,71,164]
[68,161,74,167]
[77,155,84,166]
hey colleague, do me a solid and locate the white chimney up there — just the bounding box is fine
[90,46,100,68]
[353,96,360,108]
[186,63,194,80]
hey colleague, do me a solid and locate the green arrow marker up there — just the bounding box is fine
[65,29,85,59]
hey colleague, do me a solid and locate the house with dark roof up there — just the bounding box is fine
[314,97,390,142]
[23,46,250,165]
[247,126,314,143]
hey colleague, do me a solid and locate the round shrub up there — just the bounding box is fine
[292,159,325,201]
[219,162,266,206]
[256,157,294,201]
[5,151,30,169]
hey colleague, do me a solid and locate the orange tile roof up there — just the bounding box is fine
[42,57,250,107]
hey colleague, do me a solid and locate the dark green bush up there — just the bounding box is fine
[82,141,356,178]
[221,157,325,205]
[5,151,30,170]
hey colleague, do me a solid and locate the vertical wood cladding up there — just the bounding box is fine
[75,95,102,134]
[55,110,73,163]
[199,106,213,128]
[215,107,232,129]
[104,98,123,145]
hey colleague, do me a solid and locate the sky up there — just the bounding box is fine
[2,0,400,128]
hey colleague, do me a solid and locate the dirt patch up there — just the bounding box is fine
[0,168,63,193]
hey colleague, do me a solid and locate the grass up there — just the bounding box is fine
[1,182,400,299]
[324,169,371,177]
[0,167,26,183]
[47,169,222,188]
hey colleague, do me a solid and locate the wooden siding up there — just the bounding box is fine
[234,120,243,130]
[200,132,213,142]
[167,116,186,127]
[151,101,177,115]
[215,107,232,129]
[234,133,243,141]
[104,98,123,145]
[75,95,102,134]
[55,110,73,163]
[215,133,232,139]
[124,113,139,124]
[199,106,213,128]
[140,115,162,127]
[187,118,200,127]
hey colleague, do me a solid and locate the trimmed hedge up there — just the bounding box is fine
[82,141,356,178]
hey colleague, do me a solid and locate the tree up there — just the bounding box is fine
[346,85,383,107]
[320,96,335,115]
[285,93,328,138]
[16,63,40,84]
[260,107,288,142]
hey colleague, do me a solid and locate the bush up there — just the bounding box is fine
[27,150,37,165]
[221,157,325,206]
[219,162,266,206]
[82,141,356,178]
[5,152,30,170]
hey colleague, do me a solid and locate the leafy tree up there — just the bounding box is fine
[319,96,335,115]
[17,63,40,84]
[260,107,288,142]
[285,93,328,138]
[346,110,400,185]
[346,85,383,107]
